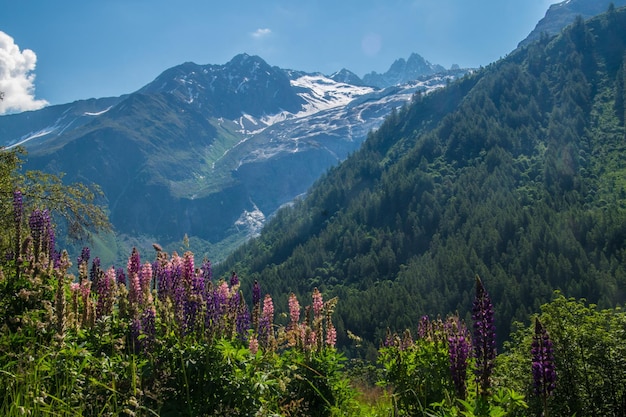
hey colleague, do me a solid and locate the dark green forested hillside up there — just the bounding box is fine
[217,7,626,357]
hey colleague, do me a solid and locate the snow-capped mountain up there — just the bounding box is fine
[0,53,467,262]
[362,52,447,88]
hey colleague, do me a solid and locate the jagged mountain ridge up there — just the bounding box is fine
[0,53,466,262]
[362,52,448,88]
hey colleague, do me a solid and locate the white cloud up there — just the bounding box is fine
[251,28,272,39]
[0,31,48,114]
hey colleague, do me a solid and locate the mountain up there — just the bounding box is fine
[362,53,448,88]
[0,53,466,264]
[216,7,626,355]
[520,0,626,47]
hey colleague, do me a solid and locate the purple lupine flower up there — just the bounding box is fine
[230,271,239,286]
[127,247,140,277]
[472,275,496,396]
[90,257,101,289]
[182,269,206,335]
[201,258,212,283]
[418,315,431,339]
[235,293,251,340]
[532,318,556,402]
[116,267,127,286]
[251,280,262,332]
[13,189,23,226]
[447,316,471,399]
[130,317,142,354]
[252,280,261,306]
[28,209,45,256]
[155,260,173,300]
[96,267,116,320]
[42,210,60,267]
[77,246,90,266]
[182,251,194,284]
[90,257,100,278]
[140,306,156,353]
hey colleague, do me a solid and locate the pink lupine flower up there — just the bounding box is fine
[139,262,153,296]
[182,251,194,284]
[288,293,300,327]
[262,294,274,323]
[312,288,323,318]
[326,323,337,347]
[129,271,142,306]
[249,336,259,355]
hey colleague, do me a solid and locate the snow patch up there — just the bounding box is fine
[234,203,265,236]
[83,106,112,116]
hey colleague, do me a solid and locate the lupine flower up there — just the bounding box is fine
[201,258,212,284]
[127,247,140,277]
[532,318,556,402]
[140,306,156,353]
[182,251,195,284]
[288,293,300,328]
[128,268,142,308]
[230,271,239,286]
[130,318,142,354]
[90,257,101,288]
[235,293,251,340]
[77,246,90,266]
[258,294,274,348]
[447,316,471,399]
[418,315,431,339]
[155,259,172,300]
[312,287,323,318]
[96,267,117,320]
[182,269,205,335]
[13,189,23,226]
[472,275,496,396]
[252,280,261,306]
[139,262,153,298]
[249,336,259,355]
[28,209,45,257]
[325,323,337,347]
[116,267,127,286]
[251,280,261,330]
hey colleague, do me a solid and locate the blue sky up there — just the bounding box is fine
[1,0,554,113]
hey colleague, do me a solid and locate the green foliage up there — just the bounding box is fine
[498,293,626,417]
[217,6,626,355]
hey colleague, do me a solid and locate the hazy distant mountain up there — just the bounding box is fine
[519,0,626,47]
[0,53,466,264]
[362,53,448,88]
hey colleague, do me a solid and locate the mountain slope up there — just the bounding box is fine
[0,53,464,263]
[217,7,626,355]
